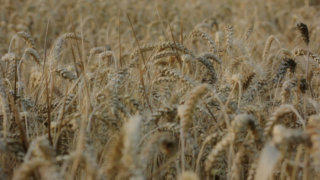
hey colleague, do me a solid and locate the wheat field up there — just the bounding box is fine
[0,0,320,179]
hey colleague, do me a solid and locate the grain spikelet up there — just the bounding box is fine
[254,143,281,180]
[205,113,256,172]
[195,132,221,174]
[178,84,208,136]
[244,23,254,41]
[264,104,304,136]
[104,133,124,179]
[178,84,208,171]
[190,29,217,53]
[247,158,258,180]
[161,68,198,86]
[195,55,217,84]
[224,25,234,50]
[55,68,77,80]
[22,48,41,65]
[140,132,178,172]
[230,147,245,180]
[121,115,143,178]
[149,105,177,125]
[257,126,309,180]
[158,41,196,58]
[293,48,320,64]
[296,22,309,45]
[151,50,177,62]
[197,53,221,64]
[280,78,297,104]
[17,31,35,48]
[98,50,117,67]
[28,68,42,89]
[273,58,296,83]
[89,45,111,57]
[1,53,19,80]
[205,132,235,172]
[130,43,158,61]
[272,125,309,145]
[51,33,83,62]
[152,76,175,85]
[262,35,280,61]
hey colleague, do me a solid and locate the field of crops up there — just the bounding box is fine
[0,0,320,179]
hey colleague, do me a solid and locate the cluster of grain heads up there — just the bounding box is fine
[12,136,61,180]
[159,68,198,87]
[296,22,310,45]
[157,42,195,58]
[98,51,117,68]
[28,68,42,89]
[262,35,280,62]
[21,48,40,65]
[140,132,178,176]
[189,29,217,53]
[149,105,177,125]
[178,84,209,136]
[256,125,311,180]
[205,113,256,173]
[88,45,112,59]
[16,31,35,48]
[151,50,178,63]
[272,125,310,146]
[230,145,247,180]
[51,33,83,63]
[1,1,320,179]
[130,43,158,63]
[264,104,304,137]
[195,55,218,84]
[1,53,19,81]
[254,141,281,180]
[205,130,234,172]
[197,53,221,64]
[280,78,298,104]
[178,83,209,170]
[104,132,124,179]
[296,22,310,81]
[104,115,144,179]
[293,48,320,65]
[273,58,297,83]
[180,53,220,85]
